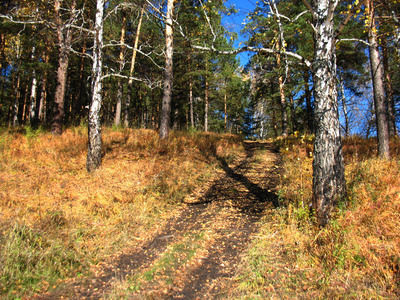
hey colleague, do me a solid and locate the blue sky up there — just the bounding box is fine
[222,0,256,67]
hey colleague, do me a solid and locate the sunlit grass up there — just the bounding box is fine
[234,135,400,299]
[0,126,243,299]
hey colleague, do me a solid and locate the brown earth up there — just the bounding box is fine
[34,141,281,299]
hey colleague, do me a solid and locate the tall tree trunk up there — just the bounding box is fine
[270,78,278,137]
[29,44,39,127]
[11,73,20,127]
[381,38,397,136]
[87,0,104,172]
[367,0,390,159]
[159,0,174,139]
[29,69,38,127]
[311,0,346,227]
[276,53,288,136]
[115,13,127,127]
[188,54,194,128]
[52,0,75,135]
[224,90,227,133]
[38,52,49,123]
[287,73,296,134]
[125,5,145,127]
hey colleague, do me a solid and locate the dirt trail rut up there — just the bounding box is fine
[40,141,281,299]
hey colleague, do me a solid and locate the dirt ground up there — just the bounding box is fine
[34,141,281,299]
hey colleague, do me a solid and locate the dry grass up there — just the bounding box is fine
[0,126,243,299]
[234,134,400,299]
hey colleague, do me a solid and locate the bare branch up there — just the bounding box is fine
[101,73,162,89]
[0,13,44,25]
[199,0,217,44]
[336,38,371,47]
[102,42,164,70]
[191,44,311,68]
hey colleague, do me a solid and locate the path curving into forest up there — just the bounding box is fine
[35,141,281,299]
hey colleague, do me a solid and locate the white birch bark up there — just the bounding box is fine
[87,0,104,172]
[310,0,346,226]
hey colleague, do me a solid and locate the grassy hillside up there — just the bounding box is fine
[0,126,243,299]
[234,134,400,299]
[1,126,399,299]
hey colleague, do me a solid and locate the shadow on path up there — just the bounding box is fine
[38,141,281,300]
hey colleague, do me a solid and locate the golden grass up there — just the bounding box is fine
[234,135,400,299]
[0,126,243,299]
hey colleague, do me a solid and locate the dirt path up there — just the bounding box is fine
[38,141,281,299]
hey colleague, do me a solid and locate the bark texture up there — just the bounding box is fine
[368,0,390,159]
[87,0,104,172]
[52,0,75,135]
[311,0,346,227]
[115,13,126,127]
[159,0,174,139]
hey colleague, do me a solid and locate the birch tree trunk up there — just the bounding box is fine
[159,0,174,139]
[311,0,346,227]
[87,0,104,172]
[29,68,38,127]
[367,0,390,158]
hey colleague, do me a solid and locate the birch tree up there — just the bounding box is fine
[86,0,104,172]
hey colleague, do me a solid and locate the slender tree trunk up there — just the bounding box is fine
[311,0,346,227]
[38,77,47,123]
[29,69,38,127]
[115,13,127,127]
[224,90,227,133]
[52,0,75,135]
[75,43,87,121]
[11,73,20,127]
[125,6,145,127]
[381,38,397,136]
[286,73,296,134]
[87,0,104,172]
[188,54,194,128]
[276,53,288,136]
[38,52,49,123]
[159,0,174,139]
[367,0,390,158]
[270,78,278,137]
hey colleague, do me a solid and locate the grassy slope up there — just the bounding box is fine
[1,127,399,299]
[0,126,243,299]
[234,135,400,299]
